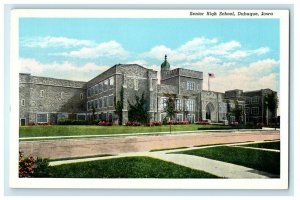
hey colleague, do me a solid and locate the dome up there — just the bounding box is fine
[161,55,170,70]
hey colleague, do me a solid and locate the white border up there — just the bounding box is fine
[9,9,289,189]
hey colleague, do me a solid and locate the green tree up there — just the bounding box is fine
[128,93,149,124]
[226,100,231,122]
[232,100,242,123]
[115,88,124,125]
[264,92,278,123]
[164,95,176,134]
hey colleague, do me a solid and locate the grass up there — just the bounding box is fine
[150,147,188,152]
[19,124,229,138]
[48,156,218,178]
[49,154,114,162]
[173,146,280,175]
[237,141,280,150]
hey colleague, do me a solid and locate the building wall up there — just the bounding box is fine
[19,65,277,125]
[200,91,226,122]
[19,73,86,125]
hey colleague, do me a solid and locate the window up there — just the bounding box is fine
[77,114,86,121]
[176,99,183,110]
[160,113,167,121]
[197,84,200,90]
[245,107,250,114]
[251,96,259,104]
[245,97,251,104]
[186,99,195,111]
[95,99,98,108]
[87,88,91,97]
[37,113,48,123]
[60,92,64,99]
[40,90,44,98]
[149,78,153,91]
[103,96,107,107]
[187,114,195,123]
[134,78,138,91]
[108,95,114,107]
[123,75,127,88]
[110,77,114,86]
[176,114,183,121]
[21,99,25,106]
[251,107,259,115]
[187,82,195,90]
[80,93,84,100]
[104,80,108,91]
[95,84,99,94]
[99,98,102,108]
[99,82,103,93]
[160,97,168,110]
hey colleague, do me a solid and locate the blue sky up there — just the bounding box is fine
[19,18,280,93]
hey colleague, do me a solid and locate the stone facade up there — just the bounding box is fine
[19,73,86,125]
[19,56,277,125]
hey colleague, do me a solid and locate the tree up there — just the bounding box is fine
[226,100,231,122]
[115,88,124,125]
[264,92,278,123]
[128,93,149,124]
[164,95,176,134]
[232,100,242,123]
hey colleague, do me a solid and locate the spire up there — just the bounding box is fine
[161,54,170,70]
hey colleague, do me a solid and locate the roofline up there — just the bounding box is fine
[19,73,87,83]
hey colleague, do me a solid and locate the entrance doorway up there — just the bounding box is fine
[20,118,26,126]
[205,103,215,120]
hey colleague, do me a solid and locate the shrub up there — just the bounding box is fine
[19,151,50,178]
[195,120,210,125]
[37,122,49,125]
[98,121,113,126]
[58,119,97,125]
[167,120,190,125]
[28,121,36,126]
[146,121,162,126]
[126,121,141,126]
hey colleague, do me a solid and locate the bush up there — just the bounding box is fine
[19,151,50,178]
[37,122,49,125]
[57,119,97,125]
[195,120,210,125]
[98,121,113,126]
[146,121,162,126]
[167,120,190,125]
[28,121,36,126]
[126,121,141,126]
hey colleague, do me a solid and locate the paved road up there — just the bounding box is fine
[19,130,280,159]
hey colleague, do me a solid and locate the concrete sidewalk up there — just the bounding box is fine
[49,141,279,179]
[150,152,277,178]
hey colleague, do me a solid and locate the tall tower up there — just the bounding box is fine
[160,54,170,81]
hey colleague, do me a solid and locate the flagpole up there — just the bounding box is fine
[208,75,210,91]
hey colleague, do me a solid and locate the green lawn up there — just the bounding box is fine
[19,124,227,138]
[173,146,280,175]
[49,156,218,178]
[238,141,280,150]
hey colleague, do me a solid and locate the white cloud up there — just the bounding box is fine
[141,37,269,63]
[126,60,148,66]
[56,40,129,59]
[204,59,279,92]
[228,47,270,59]
[19,58,109,81]
[21,36,95,48]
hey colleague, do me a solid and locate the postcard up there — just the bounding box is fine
[9,9,289,189]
